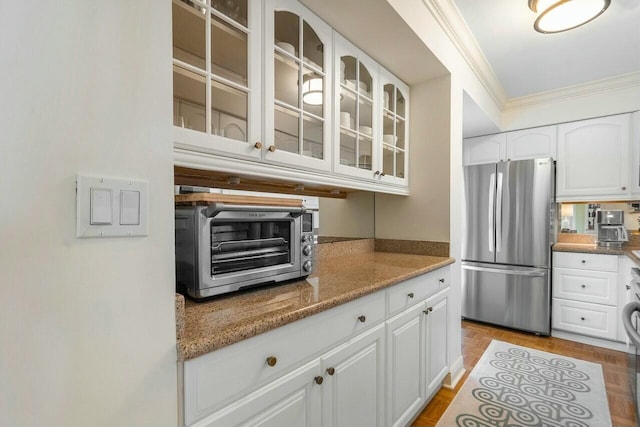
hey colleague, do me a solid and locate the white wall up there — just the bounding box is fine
[0,2,177,427]
[319,192,375,238]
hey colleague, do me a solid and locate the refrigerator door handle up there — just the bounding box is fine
[488,173,496,253]
[495,172,503,253]
[462,264,546,277]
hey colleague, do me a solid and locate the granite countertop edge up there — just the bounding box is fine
[553,242,640,263]
[177,256,454,361]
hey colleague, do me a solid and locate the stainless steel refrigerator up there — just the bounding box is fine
[462,158,555,335]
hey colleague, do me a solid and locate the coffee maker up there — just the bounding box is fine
[596,210,628,248]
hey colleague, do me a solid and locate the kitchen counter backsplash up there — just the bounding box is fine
[557,230,640,246]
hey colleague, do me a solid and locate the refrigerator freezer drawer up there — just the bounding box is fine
[462,263,550,335]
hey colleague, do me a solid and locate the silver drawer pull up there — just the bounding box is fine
[357,315,366,323]
[581,284,586,289]
[581,260,586,264]
[580,317,586,321]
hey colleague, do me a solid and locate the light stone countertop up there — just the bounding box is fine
[176,251,454,361]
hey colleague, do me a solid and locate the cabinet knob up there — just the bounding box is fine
[580,317,586,321]
[581,260,586,264]
[314,376,324,385]
[374,170,380,176]
[380,172,386,177]
[439,278,445,283]
[627,285,632,290]
[268,145,277,152]
[407,292,414,299]
[581,284,586,289]
[254,141,263,149]
[266,356,277,367]
[423,309,430,315]
[357,315,366,323]
[326,367,335,376]
[622,186,627,190]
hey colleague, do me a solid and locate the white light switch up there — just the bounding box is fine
[90,188,113,225]
[77,174,148,238]
[120,190,140,225]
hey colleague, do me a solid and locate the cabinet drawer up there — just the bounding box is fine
[553,268,618,305]
[386,268,449,316]
[552,298,617,340]
[184,291,385,425]
[553,252,617,272]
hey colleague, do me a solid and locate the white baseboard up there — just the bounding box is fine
[551,329,634,354]
[442,355,466,389]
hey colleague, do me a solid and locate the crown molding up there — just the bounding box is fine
[504,71,640,111]
[421,0,508,109]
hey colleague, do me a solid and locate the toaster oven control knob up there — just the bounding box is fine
[303,245,312,256]
[303,260,312,272]
[301,235,309,243]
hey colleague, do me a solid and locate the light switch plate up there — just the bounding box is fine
[77,174,148,238]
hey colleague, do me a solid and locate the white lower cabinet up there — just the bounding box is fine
[320,324,385,427]
[182,266,451,427]
[386,289,449,427]
[193,361,322,427]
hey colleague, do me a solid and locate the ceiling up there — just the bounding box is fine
[453,0,640,99]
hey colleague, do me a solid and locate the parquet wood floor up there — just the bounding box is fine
[412,320,637,427]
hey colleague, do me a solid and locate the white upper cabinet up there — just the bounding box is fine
[263,0,333,171]
[631,111,640,196]
[463,133,506,166]
[556,114,631,201]
[172,0,262,159]
[506,125,557,161]
[463,126,557,166]
[379,68,410,186]
[333,32,379,181]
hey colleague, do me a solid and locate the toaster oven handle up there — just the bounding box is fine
[203,203,306,218]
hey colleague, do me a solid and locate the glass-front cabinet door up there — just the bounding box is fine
[264,0,333,171]
[172,0,261,159]
[379,68,409,186]
[333,32,379,180]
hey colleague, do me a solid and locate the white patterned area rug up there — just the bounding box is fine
[436,339,612,427]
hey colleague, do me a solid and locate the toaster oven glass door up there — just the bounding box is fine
[209,216,296,278]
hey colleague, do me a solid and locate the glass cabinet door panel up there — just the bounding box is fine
[302,21,323,70]
[274,53,299,107]
[275,107,299,154]
[302,68,323,117]
[275,11,300,58]
[210,14,248,85]
[340,88,356,130]
[340,132,357,167]
[383,145,394,176]
[384,84,395,112]
[302,115,323,159]
[211,81,247,141]
[173,65,206,132]
[359,98,372,129]
[211,0,247,26]
[341,56,356,84]
[383,114,394,138]
[396,89,406,118]
[359,63,372,98]
[396,118,405,150]
[172,1,206,70]
[359,137,372,170]
[396,150,405,178]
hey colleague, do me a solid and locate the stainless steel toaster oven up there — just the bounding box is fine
[175,203,317,299]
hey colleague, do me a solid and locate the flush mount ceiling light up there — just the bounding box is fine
[528,0,610,34]
[302,78,323,105]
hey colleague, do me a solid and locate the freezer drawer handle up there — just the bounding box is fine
[462,264,546,277]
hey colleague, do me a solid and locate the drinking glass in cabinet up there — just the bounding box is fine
[173,65,206,132]
[211,80,247,141]
[275,12,300,58]
[303,115,323,159]
[172,1,206,70]
[396,89,405,117]
[211,0,247,27]
[275,107,300,154]
[210,13,248,86]
[302,21,323,70]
